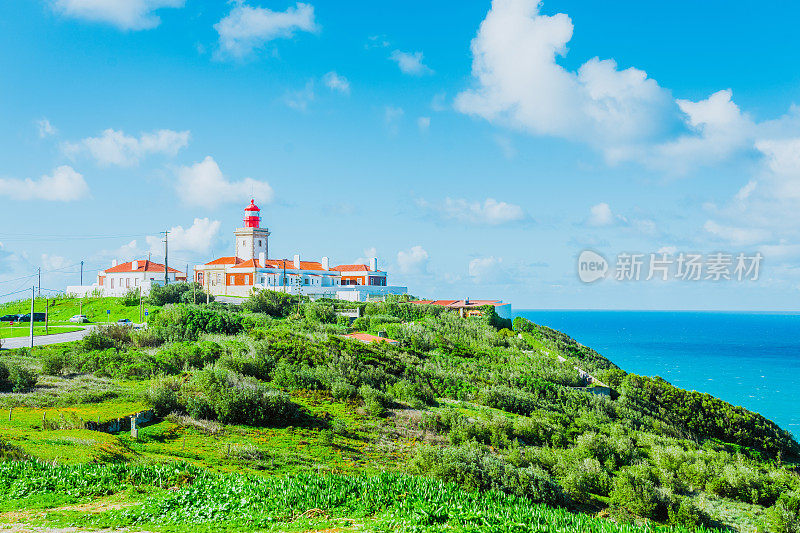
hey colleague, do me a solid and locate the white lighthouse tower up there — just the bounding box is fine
[234,199,270,261]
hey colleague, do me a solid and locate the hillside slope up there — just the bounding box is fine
[0,293,798,532]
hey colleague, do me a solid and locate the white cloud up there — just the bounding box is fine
[420,197,525,225]
[494,135,516,159]
[355,247,378,266]
[322,71,350,95]
[389,50,433,76]
[285,80,315,111]
[52,0,184,30]
[468,256,507,284]
[585,202,628,227]
[587,203,614,226]
[176,156,274,209]
[41,254,70,271]
[145,218,221,255]
[0,166,89,202]
[385,106,404,134]
[704,220,771,247]
[215,2,318,59]
[37,118,57,138]
[397,245,429,274]
[417,116,431,132]
[453,0,773,171]
[455,0,676,160]
[63,128,189,166]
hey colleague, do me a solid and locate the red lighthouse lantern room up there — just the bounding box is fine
[244,199,261,228]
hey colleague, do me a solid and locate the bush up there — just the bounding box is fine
[304,302,336,324]
[120,288,141,307]
[82,330,116,351]
[766,491,800,533]
[148,283,212,306]
[242,290,298,317]
[359,384,390,417]
[4,365,38,392]
[668,497,710,528]
[560,458,612,499]
[410,443,567,506]
[332,380,357,400]
[40,350,72,376]
[609,466,667,520]
[145,381,180,417]
[186,368,301,427]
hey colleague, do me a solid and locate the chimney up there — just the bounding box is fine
[258,251,266,266]
[132,260,138,270]
[369,257,378,272]
[112,259,118,267]
[322,256,329,270]
[293,254,300,269]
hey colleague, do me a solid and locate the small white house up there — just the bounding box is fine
[67,259,187,297]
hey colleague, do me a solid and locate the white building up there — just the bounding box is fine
[66,259,187,297]
[195,201,408,301]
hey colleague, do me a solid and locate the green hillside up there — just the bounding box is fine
[0,290,798,532]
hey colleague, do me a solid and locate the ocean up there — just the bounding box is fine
[513,310,800,435]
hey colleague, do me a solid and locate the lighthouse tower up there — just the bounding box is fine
[234,199,270,261]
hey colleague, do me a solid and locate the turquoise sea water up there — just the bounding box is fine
[514,310,800,435]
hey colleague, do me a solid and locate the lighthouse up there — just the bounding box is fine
[234,199,271,261]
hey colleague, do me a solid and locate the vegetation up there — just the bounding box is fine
[0,294,798,532]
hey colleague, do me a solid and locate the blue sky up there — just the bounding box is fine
[2,0,800,310]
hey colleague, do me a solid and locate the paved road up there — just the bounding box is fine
[0,326,95,350]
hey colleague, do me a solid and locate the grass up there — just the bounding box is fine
[0,295,159,324]
[0,462,721,533]
[0,325,83,339]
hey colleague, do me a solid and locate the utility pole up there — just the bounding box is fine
[80,261,84,286]
[37,268,41,298]
[29,287,34,349]
[45,298,49,335]
[161,231,169,285]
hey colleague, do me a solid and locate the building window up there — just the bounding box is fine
[110,279,114,289]
[258,240,261,246]
[245,275,250,285]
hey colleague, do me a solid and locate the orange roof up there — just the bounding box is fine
[332,264,385,273]
[204,256,243,266]
[343,332,398,345]
[412,299,505,308]
[231,258,260,269]
[105,259,182,274]
[259,259,325,270]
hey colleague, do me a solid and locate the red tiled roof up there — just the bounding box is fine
[412,299,505,308]
[231,258,260,269]
[332,264,369,272]
[105,260,182,274]
[204,256,243,266]
[332,264,386,273]
[343,332,398,344]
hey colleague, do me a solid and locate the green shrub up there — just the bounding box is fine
[410,443,567,506]
[359,384,390,417]
[145,382,180,417]
[242,290,297,317]
[82,330,116,351]
[609,466,667,520]
[560,458,612,499]
[40,349,72,376]
[185,368,301,427]
[332,380,357,400]
[765,491,800,533]
[6,365,38,392]
[668,497,710,528]
[304,302,336,324]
